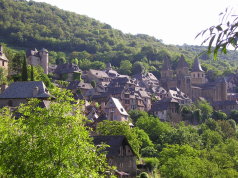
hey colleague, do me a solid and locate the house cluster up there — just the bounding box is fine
[2,47,238,177]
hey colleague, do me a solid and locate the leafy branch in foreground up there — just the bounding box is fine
[196,7,238,59]
[0,88,112,177]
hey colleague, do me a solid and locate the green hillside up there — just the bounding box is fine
[1,0,238,76]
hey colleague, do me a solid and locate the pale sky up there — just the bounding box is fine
[34,0,238,46]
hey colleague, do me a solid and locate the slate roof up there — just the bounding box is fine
[92,135,135,157]
[212,100,238,107]
[89,69,109,78]
[176,55,189,69]
[0,81,52,99]
[55,63,82,74]
[110,97,129,116]
[67,81,92,90]
[150,98,178,112]
[191,58,204,72]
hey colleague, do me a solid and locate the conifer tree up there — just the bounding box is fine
[21,55,28,81]
[30,65,34,81]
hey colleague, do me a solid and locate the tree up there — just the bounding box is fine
[136,115,174,150]
[132,62,146,75]
[30,65,34,81]
[0,68,7,85]
[0,89,111,177]
[159,144,219,178]
[119,60,132,75]
[195,100,213,122]
[21,54,28,81]
[197,8,238,59]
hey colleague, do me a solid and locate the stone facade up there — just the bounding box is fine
[160,55,227,102]
[92,136,137,177]
[26,48,49,74]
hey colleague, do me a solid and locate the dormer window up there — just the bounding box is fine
[96,73,98,75]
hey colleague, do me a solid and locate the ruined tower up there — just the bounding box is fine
[26,48,49,74]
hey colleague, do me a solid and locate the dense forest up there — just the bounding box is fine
[1,0,238,79]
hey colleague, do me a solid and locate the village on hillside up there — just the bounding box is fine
[1,46,238,177]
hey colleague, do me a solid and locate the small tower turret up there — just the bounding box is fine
[160,56,173,79]
[176,55,189,76]
[191,58,205,85]
[39,48,49,74]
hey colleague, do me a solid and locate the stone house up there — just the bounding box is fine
[0,81,53,108]
[212,100,238,114]
[149,98,181,122]
[167,87,192,105]
[26,48,49,74]
[92,135,137,177]
[67,81,93,96]
[54,63,82,81]
[86,69,111,84]
[103,97,129,122]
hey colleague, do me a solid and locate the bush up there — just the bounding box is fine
[139,172,149,178]
[143,157,159,172]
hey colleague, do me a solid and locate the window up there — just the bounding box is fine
[125,100,130,104]
[124,94,129,98]
[2,61,4,66]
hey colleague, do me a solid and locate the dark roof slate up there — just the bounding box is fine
[92,135,135,156]
[176,55,189,69]
[0,81,52,99]
[55,63,82,74]
[191,58,204,72]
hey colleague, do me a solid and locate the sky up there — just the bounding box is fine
[34,0,238,46]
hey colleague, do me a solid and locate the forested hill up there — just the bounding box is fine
[0,0,166,53]
[1,0,238,71]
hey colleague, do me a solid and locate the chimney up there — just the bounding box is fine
[1,84,8,93]
[33,86,39,97]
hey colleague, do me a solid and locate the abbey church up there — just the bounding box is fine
[160,55,227,102]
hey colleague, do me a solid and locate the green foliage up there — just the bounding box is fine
[195,99,213,122]
[27,66,54,88]
[129,110,148,124]
[197,8,238,60]
[0,67,7,84]
[136,115,174,150]
[132,61,146,75]
[21,54,28,81]
[0,90,111,177]
[91,80,96,88]
[159,144,219,178]
[229,110,238,123]
[139,172,149,178]
[143,157,159,172]
[96,120,141,156]
[119,60,132,75]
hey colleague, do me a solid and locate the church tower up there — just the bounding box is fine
[160,56,173,79]
[176,55,191,96]
[191,58,205,85]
